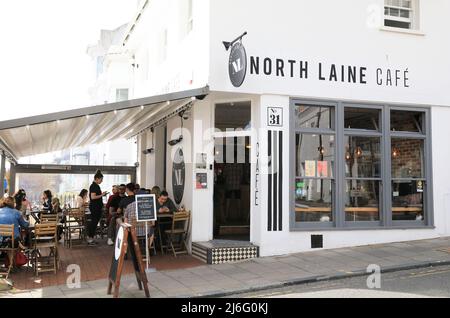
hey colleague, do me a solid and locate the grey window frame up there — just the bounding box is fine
[388,106,432,227]
[289,99,434,231]
[342,104,384,228]
[290,100,337,229]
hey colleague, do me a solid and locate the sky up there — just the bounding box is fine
[0,0,138,121]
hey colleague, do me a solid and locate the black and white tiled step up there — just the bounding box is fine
[192,240,259,265]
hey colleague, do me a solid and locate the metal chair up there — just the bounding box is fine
[33,223,58,275]
[0,225,16,279]
[164,211,191,257]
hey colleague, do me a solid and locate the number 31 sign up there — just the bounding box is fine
[267,107,283,127]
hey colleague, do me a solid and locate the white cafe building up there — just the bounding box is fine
[1,0,450,264]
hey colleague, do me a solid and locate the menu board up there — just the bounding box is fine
[135,194,157,222]
[305,160,316,177]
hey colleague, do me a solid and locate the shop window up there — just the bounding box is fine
[295,134,335,223]
[384,0,419,30]
[391,136,426,221]
[294,103,335,225]
[294,105,334,130]
[290,102,431,230]
[390,110,424,133]
[344,135,381,222]
[344,107,380,131]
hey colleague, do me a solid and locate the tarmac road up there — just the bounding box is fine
[229,265,450,298]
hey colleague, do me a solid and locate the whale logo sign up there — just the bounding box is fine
[172,148,185,204]
[228,41,247,87]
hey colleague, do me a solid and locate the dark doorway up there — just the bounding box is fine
[213,136,251,241]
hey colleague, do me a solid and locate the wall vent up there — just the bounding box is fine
[311,235,323,249]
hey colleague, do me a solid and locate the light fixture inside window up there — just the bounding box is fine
[345,151,351,161]
[392,147,400,158]
[318,146,325,155]
[355,147,363,158]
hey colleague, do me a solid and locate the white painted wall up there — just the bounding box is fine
[209,0,450,107]
[113,0,450,256]
[124,0,210,98]
[256,95,450,257]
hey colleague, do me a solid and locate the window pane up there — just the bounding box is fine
[392,181,424,221]
[391,138,424,178]
[215,101,251,131]
[400,9,410,18]
[344,107,380,130]
[390,110,424,133]
[345,180,380,221]
[295,105,334,130]
[390,8,400,16]
[295,178,333,222]
[296,134,335,178]
[345,136,381,178]
[384,19,411,29]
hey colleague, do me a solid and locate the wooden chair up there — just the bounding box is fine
[64,208,86,248]
[33,223,58,275]
[41,213,58,224]
[164,211,191,257]
[0,225,16,279]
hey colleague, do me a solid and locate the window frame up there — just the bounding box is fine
[289,99,433,231]
[383,0,420,31]
[388,106,431,227]
[290,101,337,229]
[342,104,384,228]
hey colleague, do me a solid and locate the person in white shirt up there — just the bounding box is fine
[76,189,89,211]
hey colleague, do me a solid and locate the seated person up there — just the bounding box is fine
[156,191,178,214]
[52,197,64,241]
[0,196,29,249]
[151,186,161,199]
[76,189,89,211]
[42,190,53,213]
[121,183,155,248]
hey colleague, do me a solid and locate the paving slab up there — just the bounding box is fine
[1,237,449,298]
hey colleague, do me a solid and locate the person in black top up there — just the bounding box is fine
[88,170,107,245]
[118,183,136,214]
[42,190,53,213]
[156,191,177,214]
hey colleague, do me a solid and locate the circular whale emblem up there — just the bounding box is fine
[172,148,185,205]
[228,41,247,87]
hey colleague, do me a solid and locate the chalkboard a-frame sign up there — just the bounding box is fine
[135,194,157,222]
[107,223,150,298]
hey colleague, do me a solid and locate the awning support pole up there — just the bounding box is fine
[0,152,5,196]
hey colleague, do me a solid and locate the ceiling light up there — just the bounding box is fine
[168,135,183,146]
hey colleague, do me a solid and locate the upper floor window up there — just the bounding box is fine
[384,0,419,30]
[187,0,193,33]
[116,88,129,102]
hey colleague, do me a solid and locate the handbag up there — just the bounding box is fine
[5,251,28,268]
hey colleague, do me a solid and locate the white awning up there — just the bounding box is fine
[0,87,208,160]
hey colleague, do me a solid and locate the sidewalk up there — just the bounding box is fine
[2,237,450,298]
